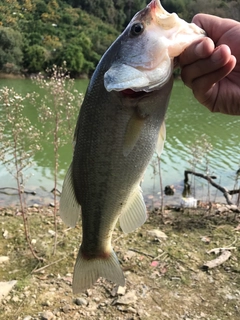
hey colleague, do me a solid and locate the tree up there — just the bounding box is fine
[0,26,23,73]
[23,44,47,73]
[54,44,85,74]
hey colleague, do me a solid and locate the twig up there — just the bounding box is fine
[128,248,154,258]
[0,187,36,195]
[157,156,164,213]
[113,234,125,243]
[229,189,240,195]
[32,256,67,273]
[153,251,168,261]
[184,170,240,205]
[207,247,236,255]
[202,250,232,270]
[51,187,61,196]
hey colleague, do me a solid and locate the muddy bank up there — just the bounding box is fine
[0,205,240,320]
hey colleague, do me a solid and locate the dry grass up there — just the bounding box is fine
[0,205,239,320]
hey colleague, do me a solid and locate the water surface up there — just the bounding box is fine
[0,79,239,207]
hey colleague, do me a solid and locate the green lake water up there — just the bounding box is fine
[0,79,239,207]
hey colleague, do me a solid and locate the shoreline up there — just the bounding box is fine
[0,72,89,80]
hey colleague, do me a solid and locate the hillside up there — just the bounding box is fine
[0,0,239,77]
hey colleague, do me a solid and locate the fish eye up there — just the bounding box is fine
[130,22,144,36]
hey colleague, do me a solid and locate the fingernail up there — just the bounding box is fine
[211,47,222,63]
[194,41,205,57]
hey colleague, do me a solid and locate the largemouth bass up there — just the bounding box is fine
[60,0,205,293]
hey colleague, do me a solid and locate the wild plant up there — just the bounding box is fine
[34,64,83,254]
[0,87,42,260]
[150,154,164,212]
[188,134,213,200]
[233,165,240,206]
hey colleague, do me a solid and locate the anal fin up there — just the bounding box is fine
[119,185,147,233]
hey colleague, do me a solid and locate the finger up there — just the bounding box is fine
[181,45,234,88]
[179,37,214,68]
[192,56,236,105]
[192,14,236,42]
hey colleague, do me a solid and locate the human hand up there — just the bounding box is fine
[179,14,240,115]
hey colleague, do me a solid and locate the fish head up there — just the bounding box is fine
[104,0,205,93]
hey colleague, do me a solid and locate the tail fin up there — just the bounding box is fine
[72,248,125,294]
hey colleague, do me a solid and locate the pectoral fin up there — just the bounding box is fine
[119,185,147,233]
[156,121,166,157]
[123,113,145,157]
[59,162,81,227]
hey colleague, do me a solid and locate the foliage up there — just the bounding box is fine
[23,44,47,73]
[0,86,42,260]
[0,87,41,192]
[0,0,119,76]
[0,0,239,76]
[0,65,83,257]
[34,64,83,253]
[0,26,23,73]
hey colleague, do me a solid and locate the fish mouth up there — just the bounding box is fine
[120,89,150,99]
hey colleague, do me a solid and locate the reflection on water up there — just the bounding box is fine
[0,79,239,207]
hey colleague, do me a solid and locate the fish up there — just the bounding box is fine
[60,0,205,293]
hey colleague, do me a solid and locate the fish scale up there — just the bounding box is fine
[60,0,205,293]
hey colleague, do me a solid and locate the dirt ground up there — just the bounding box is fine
[0,204,239,320]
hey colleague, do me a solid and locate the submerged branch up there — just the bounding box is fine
[0,187,36,195]
[184,170,240,205]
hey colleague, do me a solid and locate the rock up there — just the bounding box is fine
[41,311,55,320]
[2,229,9,239]
[12,296,20,302]
[42,300,51,307]
[111,285,126,297]
[117,286,126,295]
[147,229,168,240]
[0,280,17,302]
[48,229,55,237]
[180,197,197,208]
[0,256,9,264]
[123,250,136,261]
[23,316,32,320]
[164,185,175,196]
[216,206,228,214]
[229,205,240,212]
[75,297,88,306]
[127,306,137,313]
[86,289,92,297]
[87,301,98,311]
[62,304,71,313]
[113,290,137,306]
